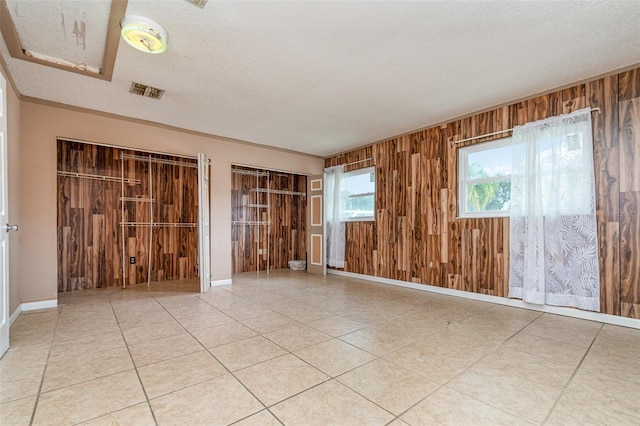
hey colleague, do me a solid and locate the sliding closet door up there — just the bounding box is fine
[307,174,325,275]
[197,153,210,292]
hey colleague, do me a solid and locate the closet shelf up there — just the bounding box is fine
[57,171,141,185]
[120,153,197,168]
[232,169,269,177]
[120,197,155,203]
[246,203,268,208]
[232,220,269,226]
[250,188,305,196]
[119,222,198,228]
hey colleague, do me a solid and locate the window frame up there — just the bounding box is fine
[458,137,513,219]
[341,166,376,222]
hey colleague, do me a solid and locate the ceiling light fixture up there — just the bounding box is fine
[120,15,168,54]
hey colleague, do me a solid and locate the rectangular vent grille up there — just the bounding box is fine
[185,0,207,8]
[129,82,165,100]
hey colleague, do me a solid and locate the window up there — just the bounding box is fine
[342,167,375,221]
[458,138,512,218]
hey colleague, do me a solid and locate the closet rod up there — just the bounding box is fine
[57,171,141,185]
[119,222,198,228]
[120,197,154,202]
[120,153,198,168]
[231,169,269,177]
[452,107,602,145]
[251,188,305,196]
[232,220,269,226]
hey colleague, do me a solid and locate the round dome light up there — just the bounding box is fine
[120,15,168,54]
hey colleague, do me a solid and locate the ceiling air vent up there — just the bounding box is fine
[129,82,165,100]
[184,0,208,9]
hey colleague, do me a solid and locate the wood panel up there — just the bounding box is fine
[619,75,640,318]
[588,74,620,315]
[231,166,306,273]
[325,66,640,319]
[56,141,199,291]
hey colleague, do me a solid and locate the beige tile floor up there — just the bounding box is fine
[1,270,640,425]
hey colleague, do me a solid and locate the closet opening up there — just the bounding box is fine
[56,139,203,294]
[231,165,307,274]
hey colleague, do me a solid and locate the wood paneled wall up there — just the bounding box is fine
[231,166,306,273]
[325,67,640,319]
[57,141,199,291]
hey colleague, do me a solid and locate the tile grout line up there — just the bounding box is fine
[540,322,604,425]
[157,287,399,424]
[28,305,63,426]
[107,292,160,426]
[193,279,594,425]
[383,311,545,425]
[143,288,279,423]
[20,273,631,425]
[144,285,357,424]
[215,277,517,424]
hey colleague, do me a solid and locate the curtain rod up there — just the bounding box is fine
[344,157,374,166]
[452,107,601,146]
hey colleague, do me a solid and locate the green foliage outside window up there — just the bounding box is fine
[466,163,511,212]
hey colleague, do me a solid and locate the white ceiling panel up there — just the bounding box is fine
[6,0,110,69]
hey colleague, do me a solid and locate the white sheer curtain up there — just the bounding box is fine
[325,165,346,268]
[508,108,600,311]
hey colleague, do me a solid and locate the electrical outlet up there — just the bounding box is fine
[130,257,136,264]
[428,261,433,268]
[258,249,263,255]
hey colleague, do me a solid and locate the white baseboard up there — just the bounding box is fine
[9,305,22,326]
[8,299,58,325]
[21,299,58,312]
[211,279,232,286]
[328,269,640,330]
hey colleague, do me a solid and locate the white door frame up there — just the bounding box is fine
[0,72,11,357]
[197,154,211,292]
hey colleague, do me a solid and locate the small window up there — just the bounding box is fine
[342,167,375,221]
[458,138,512,218]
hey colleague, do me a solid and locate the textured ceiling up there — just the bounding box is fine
[1,0,639,157]
[6,0,110,68]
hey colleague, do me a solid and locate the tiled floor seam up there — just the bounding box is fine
[540,322,604,425]
[27,306,62,426]
[140,290,282,422]
[108,293,160,426]
[384,316,544,425]
[206,331,392,423]
[22,273,639,425]
[444,317,561,422]
[234,348,402,423]
[204,338,331,416]
[290,347,381,380]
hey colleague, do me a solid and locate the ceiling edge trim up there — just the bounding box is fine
[327,62,640,159]
[21,95,324,160]
[0,47,19,98]
[0,0,126,81]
